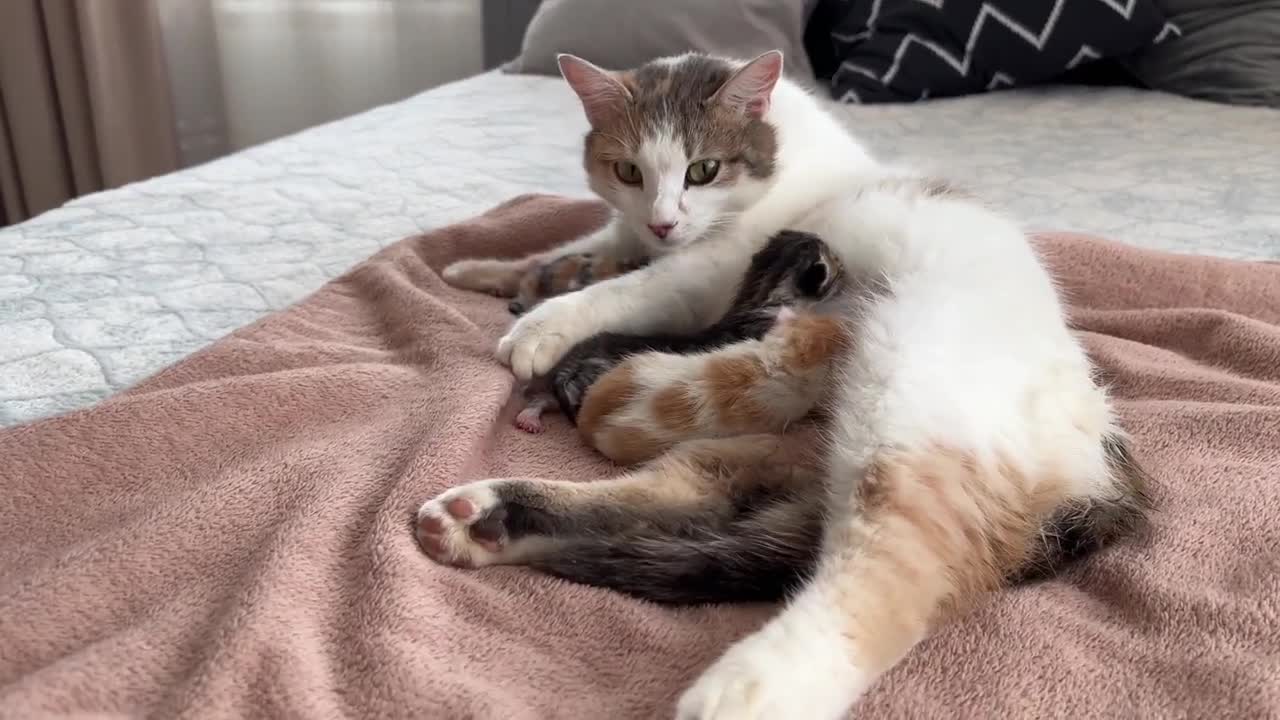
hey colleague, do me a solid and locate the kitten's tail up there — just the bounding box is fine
[528,494,822,605]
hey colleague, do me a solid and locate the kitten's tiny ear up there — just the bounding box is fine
[558,54,632,128]
[712,50,784,118]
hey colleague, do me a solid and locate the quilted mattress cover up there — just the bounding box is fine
[2,71,1277,425]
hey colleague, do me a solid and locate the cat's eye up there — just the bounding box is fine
[685,159,720,186]
[614,161,642,185]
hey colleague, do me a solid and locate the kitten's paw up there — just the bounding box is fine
[497,296,594,380]
[675,615,862,720]
[415,481,510,568]
[513,406,546,434]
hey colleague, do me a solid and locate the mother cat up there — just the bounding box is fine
[420,51,1148,719]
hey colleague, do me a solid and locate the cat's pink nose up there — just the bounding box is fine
[647,222,677,239]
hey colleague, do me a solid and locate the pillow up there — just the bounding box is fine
[814,0,1177,103]
[1125,0,1280,108]
[504,0,821,84]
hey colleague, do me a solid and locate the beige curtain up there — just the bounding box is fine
[0,0,180,227]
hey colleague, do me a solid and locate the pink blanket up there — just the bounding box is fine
[2,195,1277,718]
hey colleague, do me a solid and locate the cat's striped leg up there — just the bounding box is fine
[578,308,848,465]
[415,434,824,603]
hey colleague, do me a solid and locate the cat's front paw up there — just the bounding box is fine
[497,295,596,380]
[415,482,511,568]
[675,615,863,720]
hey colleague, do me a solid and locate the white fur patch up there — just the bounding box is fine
[676,589,866,720]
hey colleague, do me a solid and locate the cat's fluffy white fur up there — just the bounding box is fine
[486,53,1127,719]
[672,182,1121,720]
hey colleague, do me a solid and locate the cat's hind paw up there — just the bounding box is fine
[415,482,509,568]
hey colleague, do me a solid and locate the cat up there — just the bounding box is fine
[419,175,1152,717]
[418,52,1150,720]
[513,230,843,435]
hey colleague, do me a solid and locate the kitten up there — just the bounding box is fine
[575,304,847,465]
[422,52,1150,720]
[507,253,650,316]
[508,252,649,434]
[513,231,841,435]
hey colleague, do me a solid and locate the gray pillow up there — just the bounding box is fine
[504,0,820,84]
[1127,0,1280,108]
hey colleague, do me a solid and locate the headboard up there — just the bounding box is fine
[482,0,542,69]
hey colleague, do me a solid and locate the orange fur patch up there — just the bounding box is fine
[780,315,849,370]
[704,355,770,429]
[866,448,1065,600]
[828,446,1071,673]
[577,365,638,439]
[652,384,700,433]
[551,257,583,289]
[592,427,666,466]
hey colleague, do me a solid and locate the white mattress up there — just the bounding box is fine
[2,71,1278,426]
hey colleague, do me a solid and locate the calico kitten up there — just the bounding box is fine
[513,231,841,434]
[507,253,650,316]
[575,304,847,465]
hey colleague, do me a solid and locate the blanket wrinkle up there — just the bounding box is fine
[2,196,1278,719]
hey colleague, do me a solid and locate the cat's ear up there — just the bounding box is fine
[558,54,632,128]
[711,50,784,118]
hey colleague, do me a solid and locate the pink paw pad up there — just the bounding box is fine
[414,514,448,558]
[417,513,446,535]
[514,407,545,434]
[445,497,477,521]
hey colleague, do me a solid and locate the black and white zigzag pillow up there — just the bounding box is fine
[819,0,1180,103]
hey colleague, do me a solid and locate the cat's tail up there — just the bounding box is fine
[1013,430,1153,582]
[528,493,823,605]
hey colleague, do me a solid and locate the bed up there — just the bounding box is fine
[2,70,1278,426]
[4,58,1280,717]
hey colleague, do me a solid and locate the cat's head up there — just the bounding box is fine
[558,51,784,253]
